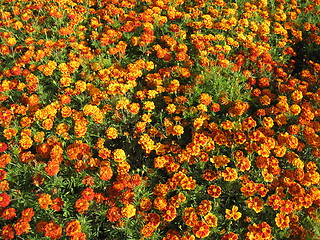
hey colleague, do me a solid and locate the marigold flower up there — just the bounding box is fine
[105,127,118,139]
[14,219,30,236]
[222,167,238,181]
[113,149,126,162]
[1,224,15,239]
[44,221,62,240]
[246,196,264,213]
[2,208,16,220]
[291,90,303,102]
[221,232,238,240]
[106,206,121,222]
[154,196,167,211]
[192,221,210,238]
[262,117,274,129]
[225,206,242,220]
[139,197,152,211]
[121,204,136,218]
[99,164,113,181]
[0,192,10,208]
[275,212,290,230]
[65,220,82,237]
[211,155,230,168]
[290,104,301,115]
[207,185,222,198]
[140,223,157,238]
[162,205,177,221]
[196,200,212,216]
[75,198,89,214]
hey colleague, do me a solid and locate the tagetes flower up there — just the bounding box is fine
[221,232,238,240]
[44,221,62,240]
[207,185,222,198]
[246,197,264,213]
[0,192,10,208]
[75,198,89,214]
[107,206,121,222]
[211,155,230,168]
[225,206,242,220]
[121,204,136,218]
[193,221,210,238]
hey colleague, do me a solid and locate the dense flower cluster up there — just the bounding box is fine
[0,0,320,239]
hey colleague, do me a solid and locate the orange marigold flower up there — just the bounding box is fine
[21,208,34,222]
[81,187,95,201]
[204,212,218,227]
[196,200,212,216]
[0,192,10,208]
[211,155,230,168]
[65,220,82,237]
[202,170,219,181]
[275,212,290,230]
[14,219,30,236]
[1,224,15,239]
[139,197,152,211]
[37,193,52,210]
[207,185,222,198]
[2,208,16,220]
[44,221,62,240]
[225,206,242,220]
[193,221,210,238]
[221,232,238,240]
[75,198,89,214]
[162,205,177,221]
[99,164,113,181]
[199,93,212,105]
[106,206,121,222]
[154,196,167,211]
[246,196,264,213]
[221,167,238,181]
[221,120,233,130]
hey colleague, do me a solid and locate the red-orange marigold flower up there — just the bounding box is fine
[106,206,121,222]
[75,198,89,214]
[65,220,81,236]
[0,192,10,208]
[193,221,210,238]
[207,185,222,198]
[275,212,290,229]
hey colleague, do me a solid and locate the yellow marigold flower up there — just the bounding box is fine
[42,119,53,130]
[154,196,167,210]
[105,127,118,139]
[6,37,16,46]
[166,104,176,114]
[113,149,126,162]
[262,117,274,129]
[172,125,184,136]
[19,136,33,149]
[225,206,242,220]
[75,81,86,92]
[291,90,303,102]
[143,101,155,111]
[290,104,301,115]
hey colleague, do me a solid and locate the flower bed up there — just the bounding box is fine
[0,0,320,239]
